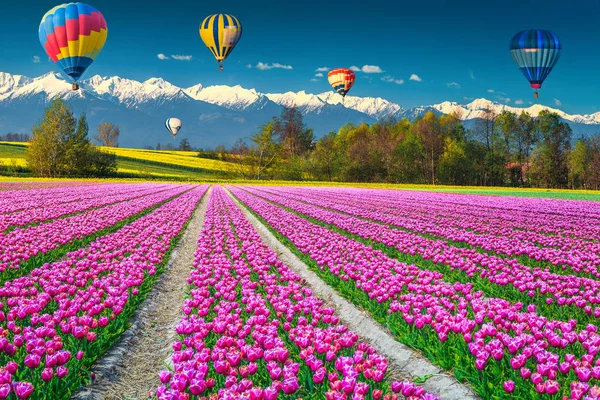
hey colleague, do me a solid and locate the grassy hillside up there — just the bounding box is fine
[0,142,237,180]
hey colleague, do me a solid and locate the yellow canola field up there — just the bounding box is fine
[99,147,235,172]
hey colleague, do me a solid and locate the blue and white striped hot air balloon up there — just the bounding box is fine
[165,118,182,139]
[510,29,561,98]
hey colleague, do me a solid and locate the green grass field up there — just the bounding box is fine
[3,141,600,201]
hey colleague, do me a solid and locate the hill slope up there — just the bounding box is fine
[0,142,236,180]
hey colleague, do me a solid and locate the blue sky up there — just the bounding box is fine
[1,0,599,114]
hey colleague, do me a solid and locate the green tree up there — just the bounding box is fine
[26,99,76,177]
[389,131,424,183]
[308,132,341,181]
[568,139,589,189]
[250,121,280,180]
[64,113,92,176]
[413,112,443,184]
[438,137,470,185]
[587,135,600,190]
[531,111,572,188]
[25,100,117,178]
[496,110,518,157]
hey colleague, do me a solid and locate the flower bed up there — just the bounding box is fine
[0,185,207,399]
[231,186,600,399]
[155,187,439,400]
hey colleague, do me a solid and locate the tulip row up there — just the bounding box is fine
[230,186,600,399]
[0,184,176,232]
[239,186,600,328]
[255,186,600,278]
[155,186,439,400]
[0,182,88,193]
[0,183,108,215]
[0,184,208,399]
[0,184,195,284]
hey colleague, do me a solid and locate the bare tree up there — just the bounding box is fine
[229,138,252,179]
[94,122,120,147]
[475,107,497,152]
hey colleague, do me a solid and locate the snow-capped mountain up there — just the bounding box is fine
[0,71,598,148]
[431,98,600,125]
[0,73,32,96]
[185,84,274,111]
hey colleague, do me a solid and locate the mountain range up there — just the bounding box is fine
[0,71,599,148]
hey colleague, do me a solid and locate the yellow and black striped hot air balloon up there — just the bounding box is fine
[199,14,242,70]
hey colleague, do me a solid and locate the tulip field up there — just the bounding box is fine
[2,181,600,399]
[0,182,207,399]
[155,186,439,400]
[228,185,600,400]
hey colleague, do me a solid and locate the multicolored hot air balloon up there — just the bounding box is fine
[166,118,182,139]
[510,29,561,98]
[328,68,356,103]
[39,3,107,91]
[200,14,242,71]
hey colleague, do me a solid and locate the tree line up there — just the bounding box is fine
[226,105,600,189]
[0,132,29,142]
[26,99,119,177]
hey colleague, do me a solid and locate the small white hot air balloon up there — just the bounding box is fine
[165,118,182,139]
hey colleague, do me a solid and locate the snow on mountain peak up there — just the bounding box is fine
[143,77,173,89]
[2,71,86,101]
[0,71,599,129]
[0,73,31,96]
[317,92,404,118]
[184,84,265,110]
[266,91,326,112]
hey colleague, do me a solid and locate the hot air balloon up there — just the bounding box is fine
[510,29,561,98]
[166,118,182,139]
[328,68,356,103]
[39,3,107,91]
[200,14,242,71]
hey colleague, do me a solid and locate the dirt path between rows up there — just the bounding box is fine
[73,187,211,400]
[226,188,478,400]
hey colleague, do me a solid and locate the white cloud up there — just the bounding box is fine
[256,62,293,70]
[487,89,495,93]
[469,69,475,80]
[409,74,422,82]
[447,82,461,89]
[245,64,252,68]
[310,78,319,82]
[382,75,404,85]
[554,98,562,106]
[503,98,511,103]
[315,67,329,72]
[157,53,170,60]
[33,56,40,63]
[515,99,524,105]
[348,65,383,73]
[463,96,474,101]
[171,55,192,61]
[315,73,324,78]
[361,65,383,73]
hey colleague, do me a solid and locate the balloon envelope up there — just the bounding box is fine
[39,3,107,86]
[510,29,561,94]
[200,14,242,68]
[328,68,356,98]
[166,118,182,138]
